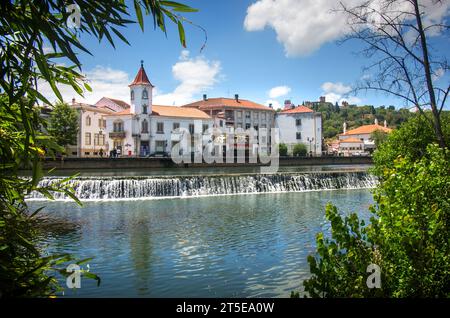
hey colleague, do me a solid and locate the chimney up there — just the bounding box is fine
[284,99,292,110]
[343,122,347,134]
[72,98,76,105]
[269,103,273,108]
[203,94,207,101]
[384,120,387,128]
[375,118,379,125]
[235,94,239,102]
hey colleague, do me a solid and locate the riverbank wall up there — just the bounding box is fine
[37,156,373,170]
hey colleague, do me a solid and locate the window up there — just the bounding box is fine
[253,112,259,120]
[261,113,267,120]
[236,123,242,128]
[142,105,148,114]
[245,123,251,129]
[141,119,149,133]
[173,122,180,131]
[261,124,267,128]
[84,152,90,156]
[189,124,195,134]
[142,89,148,99]
[245,112,251,119]
[86,116,91,126]
[94,133,99,145]
[99,133,105,146]
[219,120,223,127]
[253,125,259,131]
[131,90,134,100]
[296,132,302,140]
[85,133,91,145]
[113,121,123,132]
[202,124,209,133]
[296,119,302,126]
[157,122,164,134]
[155,141,165,152]
[237,111,242,119]
[98,119,106,129]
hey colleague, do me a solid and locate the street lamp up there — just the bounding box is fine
[307,137,314,157]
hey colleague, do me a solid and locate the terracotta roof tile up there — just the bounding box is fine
[105,105,211,119]
[152,105,211,119]
[182,98,275,111]
[129,65,153,87]
[341,124,392,136]
[340,137,363,143]
[280,105,314,114]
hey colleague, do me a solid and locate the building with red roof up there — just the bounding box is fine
[275,101,322,156]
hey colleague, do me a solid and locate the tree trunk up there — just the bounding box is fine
[413,0,447,148]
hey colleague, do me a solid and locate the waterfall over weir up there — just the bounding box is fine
[28,172,377,201]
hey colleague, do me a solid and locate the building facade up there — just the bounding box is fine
[67,100,113,157]
[101,62,213,157]
[338,120,392,156]
[275,104,322,156]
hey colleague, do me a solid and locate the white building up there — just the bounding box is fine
[338,119,392,156]
[100,62,213,157]
[67,100,113,157]
[275,103,322,156]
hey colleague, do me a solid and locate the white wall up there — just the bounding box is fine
[275,113,322,155]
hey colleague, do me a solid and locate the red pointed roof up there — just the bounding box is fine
[129,61,154,87]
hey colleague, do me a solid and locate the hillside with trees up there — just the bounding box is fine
[308,102,413,139]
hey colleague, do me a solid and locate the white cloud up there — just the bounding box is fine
[432,68,445,82]
[265,99,281,110]
[340,96,362,105]
[37,65,131,105]
[244,0,449,56]
[321,82,352,95]
[268,85,291,98]
[153,50,222,105]
[37,51,222,106]
[321,81,361,105]
[244,0,352,56]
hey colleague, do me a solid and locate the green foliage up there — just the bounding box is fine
[370,130,388,148]
[293,143,307,157]
[48,102,79,149]
[372,113,450,178]
[0,0,196,297]
[303,144,450,297]
[279,143,288,156]
[319,102,412,139]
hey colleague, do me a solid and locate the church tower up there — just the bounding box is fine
[129,60,154,115]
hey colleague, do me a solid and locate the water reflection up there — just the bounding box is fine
[34,189,373,297]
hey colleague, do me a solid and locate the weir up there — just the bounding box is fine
[28,172,377,201]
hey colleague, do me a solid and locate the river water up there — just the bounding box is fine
[31,188,374,297]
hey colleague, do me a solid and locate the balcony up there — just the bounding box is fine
[109,131,126,139]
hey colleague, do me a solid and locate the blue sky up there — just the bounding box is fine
[44,0,449,110]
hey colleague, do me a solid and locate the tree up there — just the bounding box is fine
[370,129,388,148]
[293,143,308,157]
[279,143,288,156]
[372,112,450,178]
[339,0,449,148]
[0,0,196,297]
[304,144,450,297]
[48,102,79,150]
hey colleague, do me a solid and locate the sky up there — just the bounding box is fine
[41,0,450,110]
